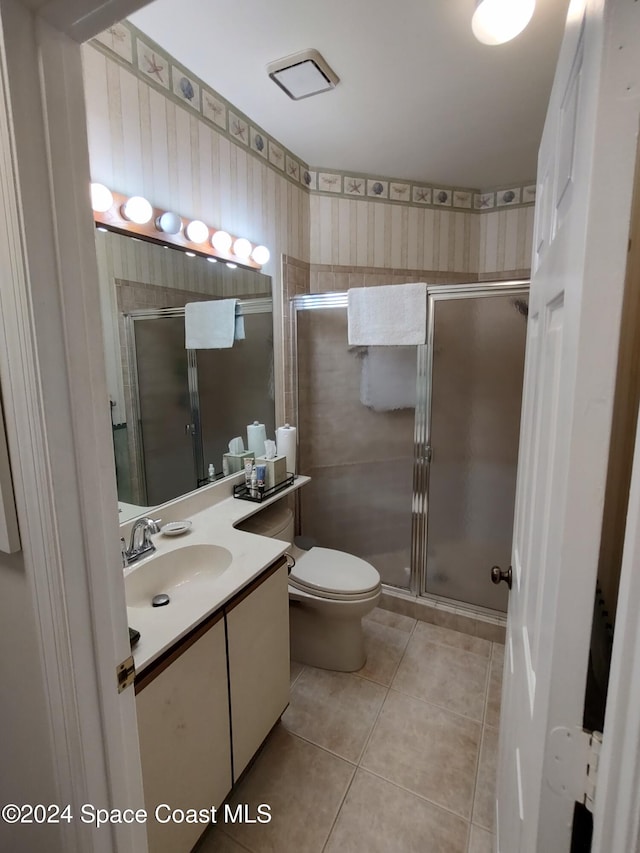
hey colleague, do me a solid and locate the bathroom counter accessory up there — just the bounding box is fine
[160,520,192,536]
[233,473,295,503]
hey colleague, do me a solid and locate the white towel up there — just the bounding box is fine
[360,347,417,411]
[347,283,427,346]
[184,299,244,349]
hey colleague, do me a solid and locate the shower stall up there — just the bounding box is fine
[292,282,528,614]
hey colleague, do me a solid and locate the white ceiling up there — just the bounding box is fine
[129,0,569,189]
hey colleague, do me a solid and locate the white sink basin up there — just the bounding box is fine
[125,544,233,610]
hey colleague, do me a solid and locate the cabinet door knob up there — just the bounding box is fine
[491,565,512,590]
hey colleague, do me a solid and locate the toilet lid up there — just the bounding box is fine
[290,547,380,597]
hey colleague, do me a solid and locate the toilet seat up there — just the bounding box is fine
[289,547,381,601]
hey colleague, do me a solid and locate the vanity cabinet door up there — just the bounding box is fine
[225,560,290,780]
[135,615,231,853]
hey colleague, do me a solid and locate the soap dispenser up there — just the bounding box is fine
[208,463,216,482]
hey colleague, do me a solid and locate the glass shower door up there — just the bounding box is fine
[296,301,416,589]
[132,315,198,505]
[423,291,528,611]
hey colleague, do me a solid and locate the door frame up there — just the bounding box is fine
[593,402,640,850]
[0,1,154,851]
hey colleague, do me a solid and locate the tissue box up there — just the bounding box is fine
[223,451,255,474]
[255,455,288,489]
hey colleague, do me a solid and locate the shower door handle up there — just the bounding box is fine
[491,565,512,590]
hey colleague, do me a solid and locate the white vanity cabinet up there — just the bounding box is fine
[135,612,231,853]
[225,560,290,779]
[134,556,289,853]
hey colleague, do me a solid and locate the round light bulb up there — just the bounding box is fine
[207,257,218,263]
[122,195,153,224]
[226,262,237,269]
[233,237,252,259]
[211,230,232,253]
[185,219,209,243]
[251,245,270,266]
[185,251,196,258]
[90,183,113,213]
[472,0,535,45]
[156,211,183,235]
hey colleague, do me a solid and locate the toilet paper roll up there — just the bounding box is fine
[276,424,297,474]
[246,421,267,456]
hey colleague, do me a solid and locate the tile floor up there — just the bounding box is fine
[198,608,504,853]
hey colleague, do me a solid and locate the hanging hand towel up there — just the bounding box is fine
[360,346,417,411]
[347,282,427,346]
[184,299,243,349]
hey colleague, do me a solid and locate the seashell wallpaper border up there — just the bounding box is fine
[92,20,536,214]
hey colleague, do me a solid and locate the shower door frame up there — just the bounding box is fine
[417,280,530,610]
[124,298,273,504]
[291,280,529,613]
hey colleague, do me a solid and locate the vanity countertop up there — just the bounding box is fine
[126,475,310,674]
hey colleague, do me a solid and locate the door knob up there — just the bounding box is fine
[491,565,512,590]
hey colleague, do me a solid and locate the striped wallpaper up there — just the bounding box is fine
[83,39,535,423]
[310,189,533,274]
[83,43,310,421]
[310,195,479,273]
[83,41,533,280]
[478,206,535,275]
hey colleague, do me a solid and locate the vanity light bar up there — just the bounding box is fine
[90,184,270,270]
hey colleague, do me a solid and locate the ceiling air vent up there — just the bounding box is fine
[267,49,339,100]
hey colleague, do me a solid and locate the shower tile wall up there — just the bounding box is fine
[309,265,475,293]
[297,308,415,587]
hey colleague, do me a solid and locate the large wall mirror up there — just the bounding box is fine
[96,229,274,521]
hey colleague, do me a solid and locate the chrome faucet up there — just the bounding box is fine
[121,517,161,567]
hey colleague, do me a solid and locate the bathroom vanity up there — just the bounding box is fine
[122,476,308,853]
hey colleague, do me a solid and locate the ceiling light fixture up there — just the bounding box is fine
[211,230,232,253]
[233,238,252,260]
[251,245,270,266]
[267,49,339,100]
[121,195,153,224]
[472,0,535,45]
[90,184,270,269]
[156,211,183,235]
[90,183,113,213]
[185,219,209,243]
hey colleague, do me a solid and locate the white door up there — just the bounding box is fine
[497,1,640,851]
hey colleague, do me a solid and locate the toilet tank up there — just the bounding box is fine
[237,500,294,543]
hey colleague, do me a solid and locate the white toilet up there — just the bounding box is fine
[238,501,381,672]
